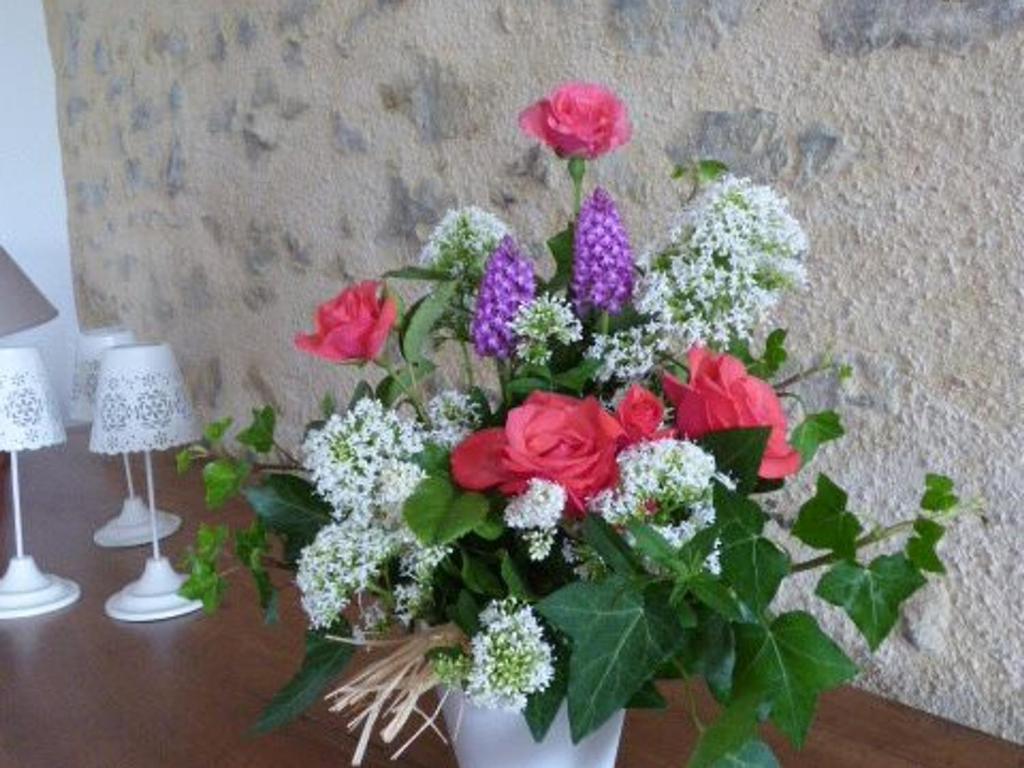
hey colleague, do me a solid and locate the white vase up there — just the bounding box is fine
[441,688,624,768]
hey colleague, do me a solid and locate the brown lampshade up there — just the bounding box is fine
[0,245,58,337]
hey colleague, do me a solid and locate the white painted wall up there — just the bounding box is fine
[0,0,78,412]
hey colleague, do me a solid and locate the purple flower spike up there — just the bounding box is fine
[572,187,635,315]
[471,235,536,359]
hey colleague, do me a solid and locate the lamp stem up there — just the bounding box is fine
[11,451,24,558]
[144,450,160,560]
[123,453,136,498]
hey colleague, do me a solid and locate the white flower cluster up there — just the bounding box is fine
[302,398,425,520]
[426,390,482,449]
[465,600,555,712]
[393,544,451,625]
[420,207,510,280]
[636,175,807,349]
[589,438,717,541]
[588,323,669,383]
[505,479,566,561]
[509,294,583,366]
[296,522,403,630]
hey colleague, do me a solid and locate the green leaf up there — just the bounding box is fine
[448,589,481,636]
[679,608,736,701]
[403,476,488,546]
[582,515,645,577]
[538,577,687,742]
[382,265,450,281]
[790,411,844,465]
[920,473,958,512]
[525,644,569,741]
[175,444,206,474]
[243,474,332,563]
[461,552,504,598]
[376,360,436,407]
[499,553,532,600]
[731,329,787,379]
[401,281,457,364]
[710,740,779,768]
[321,391,338,417]
[507,377,553,396]
[715,485,789,613]
[687,693,762,768]
[203,417,233,443]
[554,359,602,393]
[688,574,745,623]
[347,382,374,410]
[202,459,251,509]
[473,513,505,541]
[697,158,729,184]
[256,628,355,732]
[626,679,667,709]
[791,474,862,560]
[235,519,277,623]
[698,428,771,494]
[412,443,451,477]
[734,611,857,747]
[545,226,575,292]
[906,518,946,574]
[626,521,680,572]
[236,406,277,454]
[815,554,926,650]
[179,523,229,613]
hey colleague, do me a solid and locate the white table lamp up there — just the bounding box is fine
[73,327,181,548]
[90,343,202,622]
[0,347,81,619]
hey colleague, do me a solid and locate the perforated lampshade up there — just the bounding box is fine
[0,246,58,337]
[0,347,66,452]
[89,343,198,455]
[69,326,137,423]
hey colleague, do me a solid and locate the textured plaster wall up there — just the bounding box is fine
[42,0,1023,744]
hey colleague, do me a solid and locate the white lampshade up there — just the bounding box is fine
[0,347,66,452]
[69,326,137,423]
[89,343,198,455]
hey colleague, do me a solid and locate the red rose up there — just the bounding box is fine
[663,347,801,480]
[616,384,672,445]
[451,392,624,516]
[294,281,397,363]
[518,82,632,160]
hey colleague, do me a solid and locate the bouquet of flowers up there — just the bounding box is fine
[179,83,971,767]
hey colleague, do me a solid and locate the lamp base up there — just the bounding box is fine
[0,556,81,620]
[93,496,181,548]
[105,556,202,623]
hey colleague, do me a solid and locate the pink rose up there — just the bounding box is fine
[451,392,624,516]
[518,82,632,160]
[616,384,672,445]
[663,347,801,480]
[295,281,397,363]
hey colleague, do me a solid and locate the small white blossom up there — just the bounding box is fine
[378,460,427,508]
[353,600,390,641]
[393,544,451,625]
[296,522,401,630]
[523,529,556,561]
[302,398,424,520]
[427,390,482,449]
[420,207,510,280]
[466,600,555,711]
[505,479,566,530]
[637,175,807,348]
[587,323,668,383]
[509,294,583,366]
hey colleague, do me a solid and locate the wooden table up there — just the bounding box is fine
[1,430,1021,767]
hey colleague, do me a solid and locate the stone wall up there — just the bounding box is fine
[42,0,1024,743]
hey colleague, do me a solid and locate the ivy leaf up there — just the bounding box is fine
[626,679,667,709]
[175,444,207,474]
[698,428,771,494]
[679,608,736,701]
[545,225,575,292]
[715,485,789,613]
[626,521,681,572]
[235,519,277,623]
[815,554,926,650]
[256,627,355,732]
[790,411,844,465]
[203,417,233,444]
[791,474,862,560]
[179,523,229,613]
[243,474,332,563]
[687,692,762,768]
[525,642,569,741]
[688,574,745,623]
[906,518,946,574]
[401,281,457,364]
[538,577,687,743]
[236,406,276,454]
[920,473,958,512]
[734,611,858,747]
[710,740,780,768]
[202,459,251,509]
[403,476,489,546]
[732,329,788,379]
[582,515,645,577]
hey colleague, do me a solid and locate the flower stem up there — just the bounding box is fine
[459,341,476,389]
[568,157,586,218]
[790,519,918,573]
[377,359,430,424]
